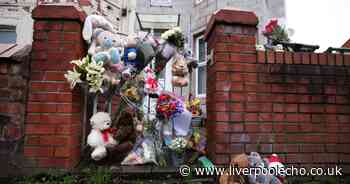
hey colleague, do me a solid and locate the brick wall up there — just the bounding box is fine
[205,9,350,172]
[23,5,86,170]
[0,52,30,176]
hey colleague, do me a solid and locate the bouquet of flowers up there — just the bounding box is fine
[161,27,185,49]
[262,19,290,44]
[185,98,202,117]
[156,93,184,119]
[64,56,105,93]
[168,137,188,153]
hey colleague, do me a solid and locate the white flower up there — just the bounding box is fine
[64,68,82,89]
[85,60,105,93]
[169,137,188,151]
[173,27,182,33]
[71,58,86,67]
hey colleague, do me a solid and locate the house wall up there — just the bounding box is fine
[0,55,30,176]
[0,0,36,44]
[205,9,350,172]
[136,0,286,115]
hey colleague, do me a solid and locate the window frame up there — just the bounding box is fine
[194,0,204,6]
[0,25,17,44]
[195,35,207,98]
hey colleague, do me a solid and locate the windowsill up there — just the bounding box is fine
[196,94,206,99]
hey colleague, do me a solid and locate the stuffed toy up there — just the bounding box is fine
[247,152,282,184]
[171,54,189,87]
[219,154,249,184]
[155,42,176,75]
[82,15,115,45]
[122,35,139,79]
[87,28,124,86]
[268,154,285,183]
[87,112,117,161]
[144,67,159,95]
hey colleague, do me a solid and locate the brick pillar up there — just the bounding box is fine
[23,5,86,169]
[204,9,258,165]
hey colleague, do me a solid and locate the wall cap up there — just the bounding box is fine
[32,5,86,23]
[204,8,258,41]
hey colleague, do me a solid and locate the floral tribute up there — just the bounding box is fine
[63,15,208,167]
[262,19,290,44]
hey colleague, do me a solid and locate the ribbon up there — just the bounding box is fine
[101,128,117,143]
[146,77,158,90]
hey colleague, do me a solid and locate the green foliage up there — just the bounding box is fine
[13,170,76,184]
[81,167,112,184]
[269,26,290,43]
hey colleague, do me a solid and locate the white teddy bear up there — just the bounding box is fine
[87,112,117,161]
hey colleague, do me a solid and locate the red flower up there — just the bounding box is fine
[263,19,278,35]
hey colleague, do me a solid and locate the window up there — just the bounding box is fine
[195,35,207,97]
[194,0,204,5]
[150,0,172,7]
[0,25,16,43]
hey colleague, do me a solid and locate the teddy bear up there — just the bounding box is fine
[87,112,118,161]
[122,35,139,79]
[247,152,282,184]
[171,54,189,87]
[87,28,124,86]
[82,15,115,45]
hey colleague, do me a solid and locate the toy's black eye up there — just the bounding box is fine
[113,40,116,43]
[104,37,107,39]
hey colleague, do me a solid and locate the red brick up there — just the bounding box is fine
[231,54,256,63]
[267,51,275,63]
[30,82,67,92]
[335,54,343,66]
[56,104,81,113]
[55,125,81,136]
[344,55,350,66]
[275,52,284,64]
[293,53,302,64]
[38,158,71,168]
[245,113,258,122]
[63,22,81,32]
[0,63,8,74]
[34,21,63,31]
[301,53,310,64]
[230,103,244,112]
[300,144,324,153]
[48,31,62,41]
[285,104,298,112]
[285,124,299,132]
[215,144,231,154]
[55,147,79,157]
[230,93,245,102]
[26,136,41,145]
[24,146,54,157]
[257,51,266,63]
[273,104,284,113]
[245,124,260,132]
[327,54,335,65]
[216,72,230,80]
[231,113,243,122]
[319,53,327,65]
[273,114,285,122]
[310,53,318,65]
[27,103,57,113]
[284,52,293,64]
[25,124,56,135]
[34,31,47,40]
[230,73,242,81]
[63,32,81,42]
